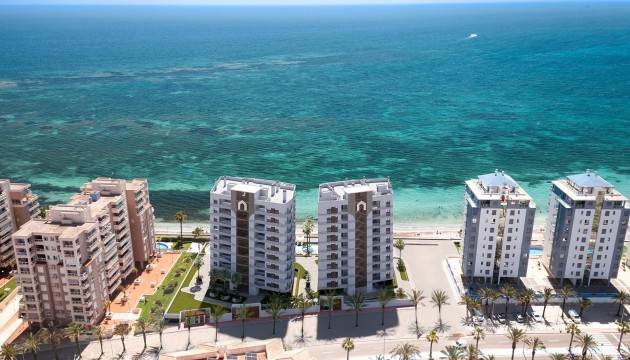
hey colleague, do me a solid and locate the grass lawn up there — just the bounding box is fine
[293,263,305,297]
[168,292,213,314]
[0,278,17,303]
[136,251,197,319]
[399,268,409,281]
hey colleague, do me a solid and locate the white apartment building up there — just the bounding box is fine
[462,171,536,284]
[13,205,109,327]
[210,176,296,295]
[317,178,393,294]
[543,170,630,285]
[124,179,156,268]
[0,180,40,268]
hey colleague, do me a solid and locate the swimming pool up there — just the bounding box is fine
[530,248,543,257]
[302,244,318,254]
[157,242,170,251]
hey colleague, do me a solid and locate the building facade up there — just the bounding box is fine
[317,178,393,294]
[210,176,296,295]
[0,180,40,268]
[462,171,536,284]
[543,170,630,285]
[13,205,109,327]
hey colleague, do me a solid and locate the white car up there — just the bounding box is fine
[568,309,581,323]
[454,339,468,348]
[529,310,542,323]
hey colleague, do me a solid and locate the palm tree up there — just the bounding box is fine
[524,337,545,360]
[558,286,576,318]
[547,354,567,360]
[230,272,243,293]
[118,284,129,300]
[135,317,151,349]
[152,318,169,351]
[113,324,131,354]
[578,297,593,317]
[376,289,393,326]
[477,287,494,315]
[41,325,63,360]
[466,344,478,360]
[103,299,112,314]
[294,294,313,338]
[235,306,252,340]
[407,289,425,329]
[576,334,599,359]
[540,287,554,319]
[193,256,204,280]
[183,315,194,348]
[617,320,630,350]
[341,338,355,360]
[302,216,315,257]
[191,226,204,238]
[425,330,439,359]
[394,239,405,259]
[488,288,500,322]
[38,207,46,219]
[0,343,20,360]
[614,291,630,318]
[431,289,450,323]
[520,289,536,315]
[566,323,580,350]
[458,294,475,324]
[219,269,231,293]
[500,285,517,319]
[65,322,83,358]
[90,325,104,356]
[349,291,366,327]
[174,210,187,241]
[473,327,485,353]
[506,328,527,360]
[483,356,497,360]
[323,291,336,330]
[389,342,421,360]
[21,332,41,360]
[266,293,285,335]
[440,345,465,360]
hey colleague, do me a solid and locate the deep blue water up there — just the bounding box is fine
[1,3,629,226]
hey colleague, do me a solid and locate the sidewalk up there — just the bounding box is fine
[0,295,21,345]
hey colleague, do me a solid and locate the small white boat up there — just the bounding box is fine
[469,33,478,38]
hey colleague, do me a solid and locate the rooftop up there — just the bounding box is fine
[212,176,296,204]
[319,178,392,201]
[466,170,534,204]
[567,169,613,188]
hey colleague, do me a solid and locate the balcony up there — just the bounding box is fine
[327,235,338,242]
[326,272,339,279]
[326,281,339,288]
[326,226,338,233]
[327,253,338,260]
[327,245,338,251]
[266,254,279,261]
[326,263,338,270]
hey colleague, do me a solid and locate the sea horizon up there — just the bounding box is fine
[1,2,629,227]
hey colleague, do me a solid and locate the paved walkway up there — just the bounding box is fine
[296,255,318,297]
[108,252,181,318]
[0,295,22,345]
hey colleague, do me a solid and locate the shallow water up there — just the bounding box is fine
[1,4,629,227]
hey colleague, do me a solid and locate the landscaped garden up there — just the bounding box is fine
[0,277,17,303]
[136,248,197,319]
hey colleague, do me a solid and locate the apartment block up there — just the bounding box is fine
[543,170,630,285]
[462,171,536,284]
[124,179,156,268]
[0,180,40,268]
[317,178,393,294]
[13,205,109,327]
[210,176,296,295]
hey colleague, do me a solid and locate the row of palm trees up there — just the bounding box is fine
[337,326,605,360]
[473,285,598,324]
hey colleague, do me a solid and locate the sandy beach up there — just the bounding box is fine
[154,220,547,243]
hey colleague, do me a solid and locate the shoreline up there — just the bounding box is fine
[154,220,548,243]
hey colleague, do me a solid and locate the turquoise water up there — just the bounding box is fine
[1,4,630,227]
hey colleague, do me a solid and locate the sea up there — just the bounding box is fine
[1,3,629,229]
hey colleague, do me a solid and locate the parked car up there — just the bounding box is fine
[568,309,581,323]
[515,313,525,323]
[495,313,507,324]
[475,310,485,323]
[529,310,542,323]
[454,339,468,348]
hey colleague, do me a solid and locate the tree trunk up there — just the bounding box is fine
[429,342,433,359]
[414,306,418,327]
[511,345,516,360]
[328,309,332,329]
[619,332,624,350]
[381,306,385,326]
[561,299,567,317]
[301,316,305,338]
[505,299,509,316]
[180,221,183,240]
[542,301,548,318]
[160,332,164,350]
[52,342,59,360]
[355,311,359,327]
[32,350,38,360]
[121,338,126,353]
[143,332,147,349]
[273,318,277,335]
[532,349,536,360]
[75,338,80,359]
[241,319,245,340]
[346,350,350,360]
[569,333,574,349]
[618,302,623,317]
[99,338,103,355]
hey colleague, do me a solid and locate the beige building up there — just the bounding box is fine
[159,338,314,360]
[0,180,40,268]
[12,177,156,327]
[13,205,109,326]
